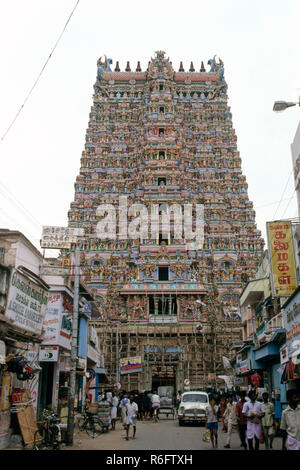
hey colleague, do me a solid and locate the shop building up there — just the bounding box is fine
[0,229,48,448]
[40,258,103,414]
[280,286,300,395]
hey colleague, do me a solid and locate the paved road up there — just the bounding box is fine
[65,416,283,451]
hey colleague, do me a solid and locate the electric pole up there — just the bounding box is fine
[66,242,80,445]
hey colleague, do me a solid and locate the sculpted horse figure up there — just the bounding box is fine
[97,55,113,80]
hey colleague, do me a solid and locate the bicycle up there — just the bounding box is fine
[76,405,105,438]
[33,409,66,450]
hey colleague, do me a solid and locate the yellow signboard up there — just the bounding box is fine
[267,221,297,296]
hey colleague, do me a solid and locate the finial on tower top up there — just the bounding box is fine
[136,61,142,72]
[200,61,206,72]
[179,61,184,72]
[189,62,195,72]
[155,50,166,60]
[114,61,120,72]
[125,61,131,72]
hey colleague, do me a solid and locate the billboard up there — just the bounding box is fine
[6,269,48,335]
[266,221,297,296]
[41,226,84,249]
[120,356,142,375]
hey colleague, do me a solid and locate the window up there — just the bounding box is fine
[159,128,164,136]
[158,177,167,186]
[0,248,4,263]
[182,394,208,403]
[158,266,169,281]
[159,84,164,91]
[159,233,168,245]
[159,106,165,114]
[159,151,165,159]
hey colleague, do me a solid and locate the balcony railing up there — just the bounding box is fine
[264,311,284,334]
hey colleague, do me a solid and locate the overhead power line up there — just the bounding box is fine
[0,0,80,143]
[272,169,293,219]
[0,181,42,229]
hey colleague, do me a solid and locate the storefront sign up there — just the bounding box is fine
[6,269,48,335]
[236,359,251,375]
[286,323,300,341]
[0,373,11,411]
[120,356,142,375]
[39,346,59,362]
[42,293,72,350]
[87,344,100,366]
[283,288,300,363]
[280,345,288,364]
[0,341,5,364]
[266,221,297,296]
[26,343,40,416]
[41,226,84,249]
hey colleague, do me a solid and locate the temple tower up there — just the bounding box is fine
[67,52,264,391]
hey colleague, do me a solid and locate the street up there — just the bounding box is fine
[64,416,283,451]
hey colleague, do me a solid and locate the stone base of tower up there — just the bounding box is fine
[92,322,242,393]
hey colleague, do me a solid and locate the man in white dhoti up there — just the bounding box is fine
[111,393,119,430]
[120,392,129,429]
[125,394,138,440]
[242,390,265,450]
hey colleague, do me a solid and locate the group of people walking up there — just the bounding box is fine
[98,389,161,440]
[205,388,300,450]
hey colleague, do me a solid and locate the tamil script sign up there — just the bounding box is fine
[41,226,85,249]
[266,221,297,296]
[120,356,142,375]
[6,269,48,335]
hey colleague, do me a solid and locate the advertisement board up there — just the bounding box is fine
[266,221,297,296]
[39,346,59,362]
[6,269,48,335]
[120,356,142,375]
[41,226,84,249]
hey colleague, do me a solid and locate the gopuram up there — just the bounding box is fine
[67,51,264,392]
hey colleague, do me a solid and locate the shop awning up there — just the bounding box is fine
[271,328,286,343]
[255,342,280,362]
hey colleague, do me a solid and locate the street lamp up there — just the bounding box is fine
[273,100,299,112]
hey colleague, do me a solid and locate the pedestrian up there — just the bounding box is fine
[176,390,182,409]
[236,391,248,449]
[219,394,227,432]
[143,391,151,420]
[125,393,138,440]
[280,388,300,450]
[205,396,219,449]
[151,390,161,421]
[224,394,238,449]
[261,392,275,450]
[120,392,129,429]
[242,390,265,450]
[138,392,144,420]
[111,392,119,430]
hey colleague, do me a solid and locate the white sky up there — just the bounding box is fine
[0,0,300,257]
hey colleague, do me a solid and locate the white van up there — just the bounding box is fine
[178,391,210,425]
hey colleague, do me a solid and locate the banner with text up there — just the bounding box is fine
[120,356,142,375]
[267,221,297,296]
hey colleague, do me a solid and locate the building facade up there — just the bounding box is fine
[67,52,264,392]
